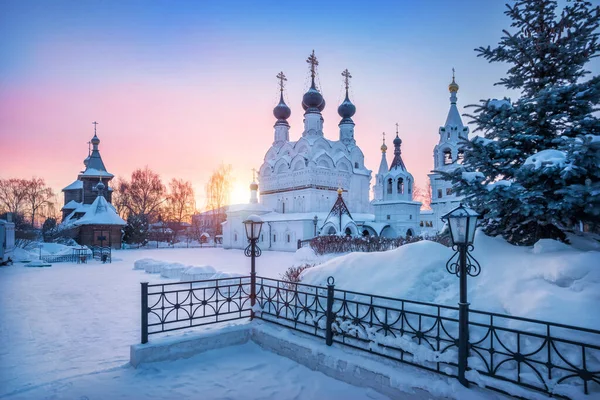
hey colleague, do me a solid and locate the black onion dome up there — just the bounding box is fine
[337,92,356,119]
[302,86,325,112]
[393,134,402,147]
[91,134,100,145]
[96,181,105,191]
[273,93,291,120]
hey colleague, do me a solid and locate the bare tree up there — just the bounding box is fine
[24,177,55,227]
[205,164,232,236]
[0,178,29,216]
[111,177,129,219]
[165,178,196,234]
[413,181,432,210]
[117,167,166,219]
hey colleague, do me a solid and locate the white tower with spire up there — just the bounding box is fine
[372,125,421,237]
[428,70,469,232]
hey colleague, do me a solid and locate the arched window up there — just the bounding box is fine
[457,150,464,163]
[406,229,414,237]
[387,178,393,194]
[397,178,404,194]
[362,230,370,237]
[354,162,359,169]
[234,233,238,242]
[407,179,412,194]
[443,149,453,165]
[327,226,336,235]
[345,227,352,236]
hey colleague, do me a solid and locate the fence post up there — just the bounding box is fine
[325,276,335,346]
[141,282,148,344]
[297,239,301,250]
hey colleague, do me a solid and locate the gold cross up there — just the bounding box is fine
[306,50,318,79]
[382,132,386,144]
[276,71,287,92]
[395,122,399,135]
[251,168,257,182]
[452,67,455,80]
[92,121,98,135]
[341,69,352,90]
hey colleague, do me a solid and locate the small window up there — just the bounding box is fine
[437,189,442,199]
[410,215,413,220]
[261,234,263,242]
[457,150,464,163]
[444,149,452,165]
[387,215,391,220]
[234,233,238,242]
[354,162,359,169]
[273,234,276,243]
[287,234,290,243]
[420,221,424,227]
[387,178,393,194]
[446,188,452,196]
[447,131,450,140]
[397,178,404,194]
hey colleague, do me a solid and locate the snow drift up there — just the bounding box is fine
[301,231,600,330]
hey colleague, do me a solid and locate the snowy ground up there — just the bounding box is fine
[0,247,295,398]
[5,342,389,400]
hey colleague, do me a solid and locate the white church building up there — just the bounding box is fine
[222,52,466,251]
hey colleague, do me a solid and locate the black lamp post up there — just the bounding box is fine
[313,215,318,237]
[243,215,263,313]
[441,203,480,388]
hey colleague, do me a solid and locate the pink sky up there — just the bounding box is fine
[0,0,518,209]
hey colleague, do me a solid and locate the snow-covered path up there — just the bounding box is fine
[5,342,389,400]
[0,248,295,397]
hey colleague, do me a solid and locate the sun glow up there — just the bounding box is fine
[229,181,251,205]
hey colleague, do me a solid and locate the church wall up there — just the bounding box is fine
[373,202,420,237]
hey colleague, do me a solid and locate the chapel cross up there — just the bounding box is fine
[251,168,257,182]
[92,121,99,136]
[276,71,287,92]
[395,122,399,135]
[341,69,352,90]
[452,67,455,80]
[382,132,386,144]
[306,50,318,79]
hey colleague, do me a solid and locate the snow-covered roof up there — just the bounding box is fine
[227,203,272,213]
[79,168,114,178]
[61,195,125,227]
[62,200,80,210]
[62,180,83,191]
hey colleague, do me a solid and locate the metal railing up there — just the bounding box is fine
[40,254,78,263]
[141,277,252,344]
[140,276,600,398]
[91,246,111,263]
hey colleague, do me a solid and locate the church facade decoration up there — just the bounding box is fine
[223,52,467,251]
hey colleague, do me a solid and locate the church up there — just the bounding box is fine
[222,52,466,251]
[58,124,126,249]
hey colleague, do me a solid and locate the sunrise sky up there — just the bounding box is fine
[2,0,582,208]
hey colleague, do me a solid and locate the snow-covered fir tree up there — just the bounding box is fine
[446,0,600,245]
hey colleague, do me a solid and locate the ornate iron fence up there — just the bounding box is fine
[140,276,600,398]
[40,254,78,263]
[141,276,252,343]
[91,246,111,263]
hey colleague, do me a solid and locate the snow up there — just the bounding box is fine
[72,195,126,226]
[79,168,114,178]
[462,171,485,183]
[62,179,83,191]
[5,341,389,400]
[523,149,567,170]
[245,213,263,223]
[0,247,295,397]
[301,230,600,330]
[486,179,512,191]
[487,98,512,109]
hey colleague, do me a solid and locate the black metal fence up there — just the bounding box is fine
[140,276,600,398]
[91,246,111,263]
[40,254,79,263]
[141,277,252,344]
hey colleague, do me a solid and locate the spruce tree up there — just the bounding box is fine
[448,0,600,245]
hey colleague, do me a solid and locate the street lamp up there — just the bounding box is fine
[313,215,318,237]
[441,203,480,388]
[243,215,263,313]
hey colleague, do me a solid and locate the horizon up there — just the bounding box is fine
[1,0,596,210]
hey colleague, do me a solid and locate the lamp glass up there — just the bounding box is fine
[243,218,263,240]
